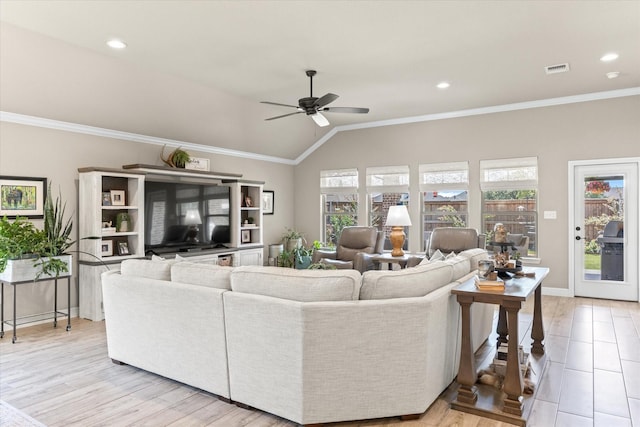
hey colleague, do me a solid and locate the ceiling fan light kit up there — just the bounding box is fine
[261,70,369,127]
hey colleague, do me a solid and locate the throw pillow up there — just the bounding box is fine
[230,266,362,302]
[430,249,445,261]
[445,251,457,259]
[171,262,232,289]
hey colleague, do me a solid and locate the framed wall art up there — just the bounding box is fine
[110,190,126,206]
[101,240,113,257]
[241,229,251,243]
[262,190,274,215]
[0,176,47,218]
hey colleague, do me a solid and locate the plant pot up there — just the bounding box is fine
[0,255,72,282]
[295,255,312,270]
[286,238,302,252]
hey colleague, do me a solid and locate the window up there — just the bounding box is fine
[480,157,538,256]
[320,169,358,245]
[419,161,469,251]
[366,165,410,250]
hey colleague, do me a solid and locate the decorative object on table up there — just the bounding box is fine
[0,176,47,219]
[101,192,112,206]
[101,220,116,234]
[101,240,113,256]
[385,205,412,257]
[494,223,508,243]
[110,190,125,206]
[478,259,494,278]
[116,212,130,233]
[268,243,283,266]
[262,190,274,215]
[183,209,201,243]
[0,182,76,281]
[184,156,210,171]
[117,241,130,256]
[241,229,251,243]
[160,145,190,168]
[474,275,505,291]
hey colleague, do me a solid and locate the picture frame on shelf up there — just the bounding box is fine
[244,195,253,207]
[101,192,112,206]
[117,241,130,256]
[110,190,125,206]
[262,190,274,215]
[241,229,251,243]
[101,240,113,257]
[0,176,47,219]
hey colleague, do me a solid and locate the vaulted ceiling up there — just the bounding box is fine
[1,1,638,162]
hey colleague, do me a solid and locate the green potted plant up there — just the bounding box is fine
[0,183,75,281]
[293,245,314,270]
[282,227,304,251]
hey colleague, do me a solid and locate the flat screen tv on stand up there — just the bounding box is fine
[144,180,231,254]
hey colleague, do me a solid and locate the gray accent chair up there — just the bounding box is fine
[407,227,486,267]
[312,226,384,273]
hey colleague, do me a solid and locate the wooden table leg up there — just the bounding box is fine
[502,300,523,416]
[497,305,508,348]
[531,284,545,355]
[456,295,477,404]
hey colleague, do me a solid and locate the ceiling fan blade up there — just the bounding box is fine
[310,112,330,127]
[321,107,370,114]
[313,93,339,108]
[260,101,300,109]
[265,111,304,121]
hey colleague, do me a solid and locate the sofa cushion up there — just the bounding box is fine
[360,261,453,300]
[230,266,362,302]
[443,255,470,281]
[120,258,176,281]
[458,248,489,270]
[171,262,232,290]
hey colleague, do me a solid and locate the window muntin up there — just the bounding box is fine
[480,158,538,256]
[366,165,410,249]
[419,162,469,250]
[320,168,359,245]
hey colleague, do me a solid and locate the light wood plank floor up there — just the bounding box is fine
[1,295,639,427]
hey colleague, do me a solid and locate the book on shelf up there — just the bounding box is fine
[474,275,505,291]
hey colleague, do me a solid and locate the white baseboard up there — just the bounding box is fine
[542,286,573,298]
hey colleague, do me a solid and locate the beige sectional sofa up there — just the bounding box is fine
[101,248,494,425]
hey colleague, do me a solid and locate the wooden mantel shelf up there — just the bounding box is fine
[122,164,242,180]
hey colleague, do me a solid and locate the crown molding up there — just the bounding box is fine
[2,87,638,166]
[0,111,296,165]
[294,87,640,163]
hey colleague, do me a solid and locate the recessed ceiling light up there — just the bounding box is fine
[600,53,619,62]
[606,71,620,79]
[436,82,450,89]
[107,39,127,49]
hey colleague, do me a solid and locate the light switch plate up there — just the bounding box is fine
[543,210,557,219]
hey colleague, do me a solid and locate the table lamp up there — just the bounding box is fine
[184,209,202,244]
[385,205,412,257]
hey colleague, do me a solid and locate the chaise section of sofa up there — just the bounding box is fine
[223,255,494,425]
[101,260,232,400]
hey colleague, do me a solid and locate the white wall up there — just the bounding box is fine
[0,121,294,319]
[294,96,640,291]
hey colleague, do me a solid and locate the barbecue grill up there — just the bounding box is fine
[598,220,624,281]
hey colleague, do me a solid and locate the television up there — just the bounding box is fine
[144,179,231,252]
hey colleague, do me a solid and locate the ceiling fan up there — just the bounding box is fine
[261,70,369,127]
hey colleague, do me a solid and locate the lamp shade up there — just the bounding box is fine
[385,205,412,227]
[184,209,202,225]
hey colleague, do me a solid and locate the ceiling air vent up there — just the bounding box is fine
[545,63,570,75]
